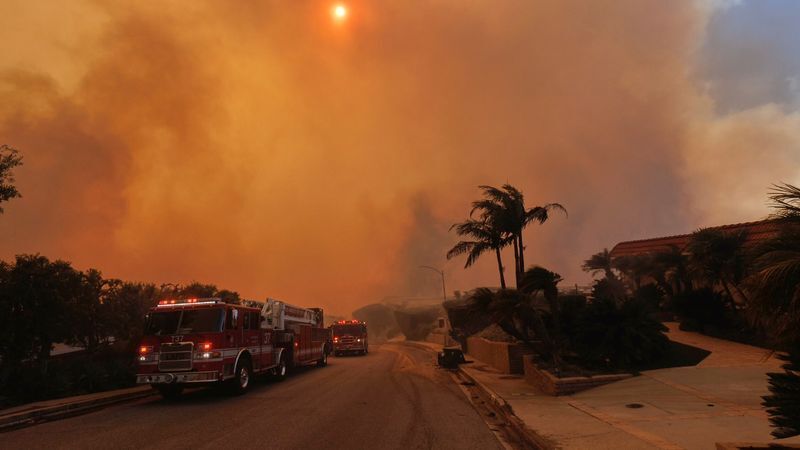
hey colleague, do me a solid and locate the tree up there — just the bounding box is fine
[582,248,615,280]
[216,289,241,304]
[747,183,800,340]
[763,343,800,438]
[652,245,691,297]
[67,269,107,354]
[0,255,81,373]
[519,266,565,367]
[103,281,159,347]
[612,254,652,291]
[447,218,512,289]
[767,182,800,219]
[687,228,750,307]
[0,145,23,213]
[470,184,566,286]
[177,282,218,299]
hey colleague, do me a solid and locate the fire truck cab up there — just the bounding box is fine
[331,320,368,356]
[136,298,330,398]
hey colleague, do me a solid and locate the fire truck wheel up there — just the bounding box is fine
[155,384,183,400]
[274,355,288,382]
[230,358,252,395]
[317,351,327,367]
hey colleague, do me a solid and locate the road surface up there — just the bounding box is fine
[0,343,506,450]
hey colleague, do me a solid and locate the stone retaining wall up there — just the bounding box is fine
[523,355,632,395]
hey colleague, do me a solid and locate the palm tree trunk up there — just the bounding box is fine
[495,248,506,289]
[517,231,525,276]
[512,236,520,288]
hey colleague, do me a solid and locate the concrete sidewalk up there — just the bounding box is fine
[0,385,154,431]
[410,328,800,449]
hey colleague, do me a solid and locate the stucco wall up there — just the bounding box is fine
[466,337,533,374]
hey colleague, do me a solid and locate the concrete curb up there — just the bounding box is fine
[401,341,553,449]
[456,366,554,450]
[0,386,155,432]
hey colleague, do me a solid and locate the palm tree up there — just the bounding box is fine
[519,266,564,364]
[612,254,652,291]
[582,249,615,280]
[447,218,512,289]
[746,184,800,338]
[652,245,691,297]
[756,183,800,439]
[471,184,566,286]
[768,182,800,219]
[686,228,750,306]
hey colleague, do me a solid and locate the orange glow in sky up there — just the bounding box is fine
[332,3,348,22]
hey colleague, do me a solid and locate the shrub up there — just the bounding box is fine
[672,288,728,332]
[573,297,669,370]
[763,342,800,438]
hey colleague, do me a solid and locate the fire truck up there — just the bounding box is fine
[330,320,368,356]
[136,297,331,398]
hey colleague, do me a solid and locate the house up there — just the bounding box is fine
[609,219,785,259]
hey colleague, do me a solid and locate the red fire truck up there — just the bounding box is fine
[331,320,368,356]
[136,297,330,398]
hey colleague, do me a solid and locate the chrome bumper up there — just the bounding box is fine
[137,371,219,384]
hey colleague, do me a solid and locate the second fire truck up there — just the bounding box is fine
[331,320,368,356]
[136,297,330,398]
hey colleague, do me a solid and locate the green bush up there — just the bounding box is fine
[573,297,669,370]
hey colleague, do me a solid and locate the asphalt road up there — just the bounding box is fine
[0,343,504,450]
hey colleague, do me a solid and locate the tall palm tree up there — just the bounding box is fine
[471,184,566,286]
[447,218,512,289]
[582,248,615,280]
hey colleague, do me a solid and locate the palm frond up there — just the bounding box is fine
[768,183,800,219]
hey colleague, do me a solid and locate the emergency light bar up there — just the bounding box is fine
[156,298,221,307]
[335,320,365,325]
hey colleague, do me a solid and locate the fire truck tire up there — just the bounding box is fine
[229,357,252,395]
[273,355,288,382]
[155,384,183,400]
[317,351,327,367]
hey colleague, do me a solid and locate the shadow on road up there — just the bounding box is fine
[141,364,325,407]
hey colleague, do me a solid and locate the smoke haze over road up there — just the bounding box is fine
[1,1,798,315]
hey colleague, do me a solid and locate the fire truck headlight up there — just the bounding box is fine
[196,351,222,359]
[357,338,362,342]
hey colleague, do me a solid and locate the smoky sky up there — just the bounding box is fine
[1,0,799,315]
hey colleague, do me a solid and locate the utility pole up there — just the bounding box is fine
[419,265,447,303]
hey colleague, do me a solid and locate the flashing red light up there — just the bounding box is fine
[200,342,212,351]
[139,346,152,355]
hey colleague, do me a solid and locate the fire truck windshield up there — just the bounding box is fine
[145,308,224,335]
[332,324,364,336]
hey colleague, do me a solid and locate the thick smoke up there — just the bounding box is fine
[1,1,798,315]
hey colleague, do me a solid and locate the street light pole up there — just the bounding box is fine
[419,265,447,303]
[420,265,450,346]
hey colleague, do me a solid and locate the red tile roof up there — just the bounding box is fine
[609,219,786,259]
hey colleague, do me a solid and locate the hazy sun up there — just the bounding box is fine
[332,3,348,22]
